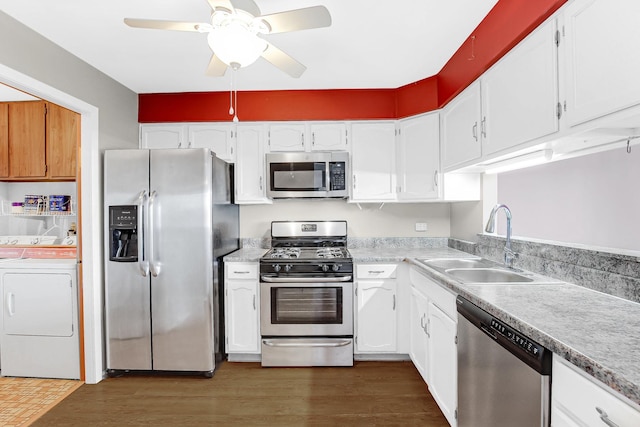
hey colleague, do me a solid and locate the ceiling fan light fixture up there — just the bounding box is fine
[207,17,267,68]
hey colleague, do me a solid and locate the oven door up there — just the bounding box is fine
[260,280,353,337]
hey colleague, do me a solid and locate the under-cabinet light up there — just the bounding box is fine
[482,149,553,174]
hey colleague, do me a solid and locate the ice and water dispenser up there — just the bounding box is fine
[108,205,138,262]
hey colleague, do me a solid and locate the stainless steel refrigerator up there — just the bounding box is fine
[104,148,239,375]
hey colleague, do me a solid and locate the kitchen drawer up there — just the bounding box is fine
[409,267,456,318]
[552,356,640,427]
[356,264,397,279]
[226,263,259,280]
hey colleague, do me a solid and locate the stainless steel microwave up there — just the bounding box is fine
[266,151,349,199]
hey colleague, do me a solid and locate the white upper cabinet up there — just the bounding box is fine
[481,18,559,156]
[268,123,306,151]
[141,123,235,162]
[441,81,483,170]
[310,123,348,151]
[235,124,270,204]
[562,0,640,127]
[396,113,440,201]
[188,124,235,162]
[350,122,396,202]
[140,124,187,149]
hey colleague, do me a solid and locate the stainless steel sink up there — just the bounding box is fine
[421,258,496,270]
[444,268,534,283]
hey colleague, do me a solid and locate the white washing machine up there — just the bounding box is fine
[0,259,80,379]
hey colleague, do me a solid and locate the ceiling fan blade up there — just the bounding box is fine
[229,0,261,17]
[260,6,331,34]
[205,54,228,77]
[261,42,306,78]
[124,18,203,32]
[207,0,234,13]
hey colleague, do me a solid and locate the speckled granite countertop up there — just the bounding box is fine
[224,247,267,262]
[225,245,640,406]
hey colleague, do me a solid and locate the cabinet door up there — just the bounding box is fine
[428,302,457,427]
[188,124,235,162]
[225,280,260,353]
[47,102,79,179]
[482,19,559,156]
[268,123,306,151]
[563,0,640,126]
[0,103,7,178]
[140,124,186,149]
[410,286,430,383]
[235,124,270,204]
[441,81,482,170]
[8,101,47,178]
[350,122,396,201]
[397,113,440,200]
[355,280,397,353]
[310,123,348,151]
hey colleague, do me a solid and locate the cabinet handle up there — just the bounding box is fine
[253,295,256,310]
[353,175,356,189]
[301,134,304,147]
[425,318,430,337]
[392,295,396,310]
[433,170,438,188]
[367,270,385,274]
[188,141,192,148]
[259,176,263,190]
[472,122,478,141]
[178,142,182,148]
[312,132,315,146]
[481,116,487,138]
[233,271,250,274]
[595,407,619,427]
[420,314,425,329]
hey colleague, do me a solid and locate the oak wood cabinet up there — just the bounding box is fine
[1,101,78,181]
[8,101,47,179]
[47,102,79,180]
[0,103,8,178]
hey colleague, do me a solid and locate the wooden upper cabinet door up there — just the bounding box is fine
[46,102,79,180]
[0,103,8,178]
[8,101,47,178]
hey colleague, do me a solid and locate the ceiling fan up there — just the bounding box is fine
[124,0,331,78]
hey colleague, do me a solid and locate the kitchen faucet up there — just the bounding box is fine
[485,204,518,268]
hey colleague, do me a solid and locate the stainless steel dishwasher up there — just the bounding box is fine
[456,296,552,426]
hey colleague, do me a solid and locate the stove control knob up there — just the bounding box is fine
[272,264,281,272]
[332,264,340,272]
[285,264,292,272]
[322,264,330,272]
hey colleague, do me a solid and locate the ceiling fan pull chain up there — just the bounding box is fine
[228,69,235,116]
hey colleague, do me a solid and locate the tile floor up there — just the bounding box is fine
[0,377,82,426]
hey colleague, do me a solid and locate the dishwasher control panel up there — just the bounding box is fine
[490,318,542,357]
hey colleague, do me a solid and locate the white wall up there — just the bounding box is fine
[495,146,640,251]
[240,201,451,240]
[0,11,139,383]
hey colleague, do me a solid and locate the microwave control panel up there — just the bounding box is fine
[329,162,346,191]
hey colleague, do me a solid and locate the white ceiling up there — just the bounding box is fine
[0,0,499,94]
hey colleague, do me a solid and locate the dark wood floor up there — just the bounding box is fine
[33,361,449,426]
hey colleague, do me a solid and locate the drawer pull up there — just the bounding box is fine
[596,407,619,427]
[233,271,250,274]
[367,270,385,274]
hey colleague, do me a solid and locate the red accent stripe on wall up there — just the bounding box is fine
[138,0,566,123]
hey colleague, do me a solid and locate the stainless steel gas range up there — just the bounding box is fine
[259,221,354,367]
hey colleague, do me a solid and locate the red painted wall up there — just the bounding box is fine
[139,0,566,123]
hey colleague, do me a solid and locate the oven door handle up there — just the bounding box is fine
[261,275,352,283]
[262,339,352,348]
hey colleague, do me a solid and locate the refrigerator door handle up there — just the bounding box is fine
[148,190,161,277]
[137,190,149,277]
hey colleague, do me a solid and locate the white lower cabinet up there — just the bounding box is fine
[355,264,398,353]
[224,263,260,354]
[409,266,458,427]
[552,356,640,427]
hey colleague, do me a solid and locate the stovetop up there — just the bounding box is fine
[262,246,351,261]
